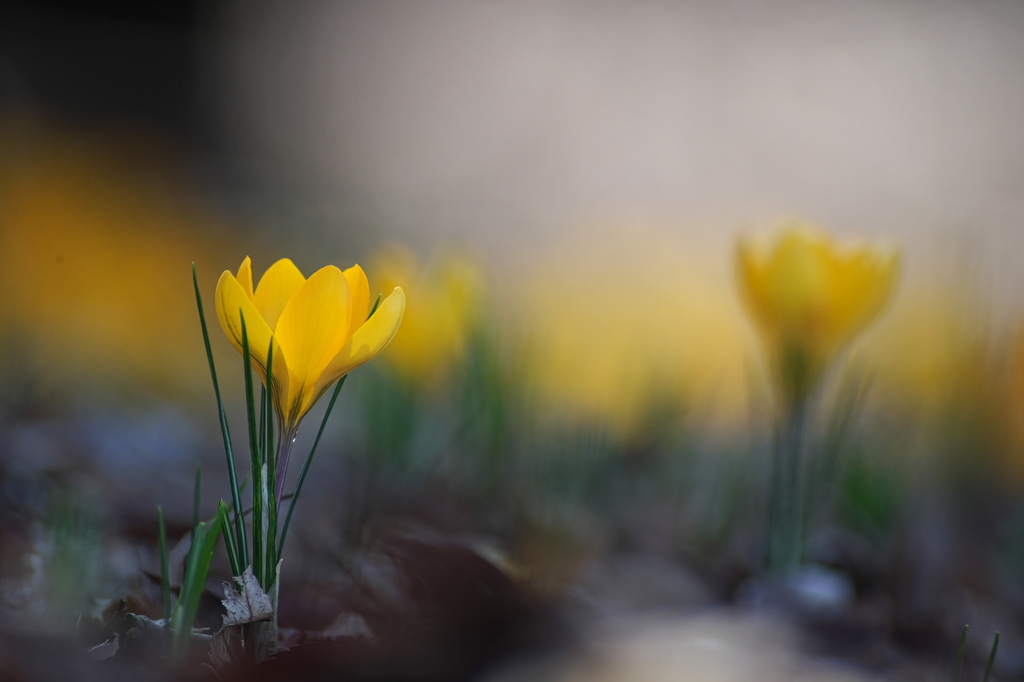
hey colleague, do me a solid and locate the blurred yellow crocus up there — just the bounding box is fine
[215,257,406,431]
[737,223,900,403]
[370,246,482,385]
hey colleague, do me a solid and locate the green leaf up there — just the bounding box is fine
[218,500,242,577]
[170,514,223,659]
[983,631,999,682]
[192,463,202,532]
[259,385,267,460]
[261,462,275,586]
[156,506,171,621]
[953,624,968,682]
[265,337,278,584]
[240,312,264,586]
[192,263,248,568]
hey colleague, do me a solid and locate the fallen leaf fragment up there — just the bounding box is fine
[210,623,243,668]
[85,633,119,661]
[221,567,274,628]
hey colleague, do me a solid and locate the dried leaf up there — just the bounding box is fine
[221,566,273,627]
[85,634,119,661]
[209,624,243,669]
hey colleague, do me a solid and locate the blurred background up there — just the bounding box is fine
[3,1,1024,679]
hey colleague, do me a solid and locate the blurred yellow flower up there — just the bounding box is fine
[519,221,751,435]
[0,120,234,395]
[369,246,482,385]
[737,223,900,402]
[216,257,405,431]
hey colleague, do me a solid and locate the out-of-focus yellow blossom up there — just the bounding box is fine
[521,221,749,435]
[369,245,482,385]
[737,223,900,403]
[216,257,405,431]
[0,119,233,395]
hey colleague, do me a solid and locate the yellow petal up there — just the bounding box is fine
[253,258,306,331]
[736,223,900,400]
[343,264,370,335]
[770,228,832,329]
[736,239,775,335]
[215,270,291,407]
[824,248,899,350]
[312,287,406,403]
[274,265,352,424]
[236,256,255,301]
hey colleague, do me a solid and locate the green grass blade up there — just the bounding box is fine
[279,375,348,554]
[241,313,264,585]
[953,624,968,682]
[260,462,275,586]
[192,263,248,568]
[265,337,277,581]
[983,631,999,682]
[218,500,242,577]
[156,506,171,621]
[192,463,202,532]
[266,487,278,585]
[259,385,267,458]
[170,514,223,659]
[240,312,262,469]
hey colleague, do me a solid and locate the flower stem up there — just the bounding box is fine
[274,426,298,504]
[769,394,808,576]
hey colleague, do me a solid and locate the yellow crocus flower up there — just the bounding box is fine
[737,223,900,403]
[215,256,406,432]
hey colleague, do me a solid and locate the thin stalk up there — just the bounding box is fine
[266,471,279,585]
[953,624,968,682]
[258,386,267,457]
[218,500,242,577]
[192,263,248,567]
[769,394,808,575]
[156,506,171,621]
[241,314,264,584]
[983,631,999,682]
[265,339,278,584]
[260,462,272,586]
[192,463,202,532]
[274,427,297,504]
[279,376,347,554]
